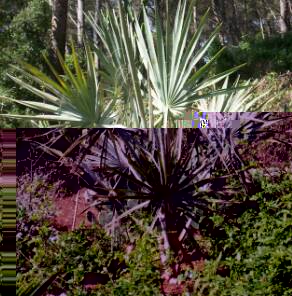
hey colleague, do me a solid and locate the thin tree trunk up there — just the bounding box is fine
[244,0,248,34]
[77,0,84,47]
[211,0,225,45]
[279,0,291,33]
[93,0,100,45]
[230,0,240,43]
[164,205,188,262]
[50,0,69,74]
[93,0,100,70]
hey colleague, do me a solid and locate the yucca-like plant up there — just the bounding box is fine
[86,8,144,127]
[194,76,275,112]
[0,44,124,128]
[32,114,292,264]
[85,115,291,237]
[134,1,244,127]
[76,129,254,260]
[199,112,292,194]
[88,0,246,128]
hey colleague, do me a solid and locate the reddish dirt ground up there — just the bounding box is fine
[162,259,205,295]
[50,188,100,231]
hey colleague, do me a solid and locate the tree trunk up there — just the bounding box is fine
[229,0,240,44]
[77,0,84,47]
[211,0,225,45]
[164,205,188,262]
[50,0,69,74]
[93,0,100,45]
[93,0,100,69]
[279,0,291,33]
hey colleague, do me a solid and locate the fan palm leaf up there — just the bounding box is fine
[88,0,246,128]
[134,1,244,127]
[0,43,123,127]
[195,76,275,112]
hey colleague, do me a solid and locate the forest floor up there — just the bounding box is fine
[16,122,292,295]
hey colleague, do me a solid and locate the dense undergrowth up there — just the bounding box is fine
[17,171,292,295]
[194,173,292,296]
[209,33,292,79]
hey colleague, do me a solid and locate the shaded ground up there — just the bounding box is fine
[240,115,292,169]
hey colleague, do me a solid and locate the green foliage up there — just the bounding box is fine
[8,0,51,64]
[209,33,292,79]
[17,138,292,295]
[1,43,123,127]
[98,234,161,296]
[0,0,51,127]
[3,0,248,128]
[189,173,292,296]
[0,1,27,38]
[17,200,161,296]
[17,212,118,295]
[0,0,51,86]
[17,175,161,296]
[254,72,292,112]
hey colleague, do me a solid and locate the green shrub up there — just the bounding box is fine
[209,33,292,79]
[0,0,51,127]
[97,233,161,296]
[0,0,51,85]
[17,192,162,296]
[187,173,292,296]
[17,219,118,295]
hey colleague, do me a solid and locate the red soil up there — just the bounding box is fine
[50,188,100,231]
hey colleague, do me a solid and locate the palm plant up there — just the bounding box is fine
[199,112,292,194]
[76,129,249,260]
[30,113,292,268]
[1,1,268,127]
[133,2,243,127]
[83,114,292,246]
[0,44,124,127]
[194,76,275,112]
[88,0,246,127]
[86,7,144,127]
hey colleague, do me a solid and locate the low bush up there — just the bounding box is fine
[17,201,162,295]
[0,0,51,127]
[209,33,292,79]
[97,234,161,296]
[185,173,292,296]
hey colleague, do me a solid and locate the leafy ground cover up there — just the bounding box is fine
[17,171,292,295]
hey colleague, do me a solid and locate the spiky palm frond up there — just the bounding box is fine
[0,43,123,128]
[194,76,275,112]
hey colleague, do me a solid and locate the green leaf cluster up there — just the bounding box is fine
[0,0,51,85]
[189,173,292,296]
[209,33,292,79]
[0,0,51,127]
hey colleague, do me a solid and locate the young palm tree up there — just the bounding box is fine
[0,44,124,127]
[88,0,245,127]
[80,114,291,252]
